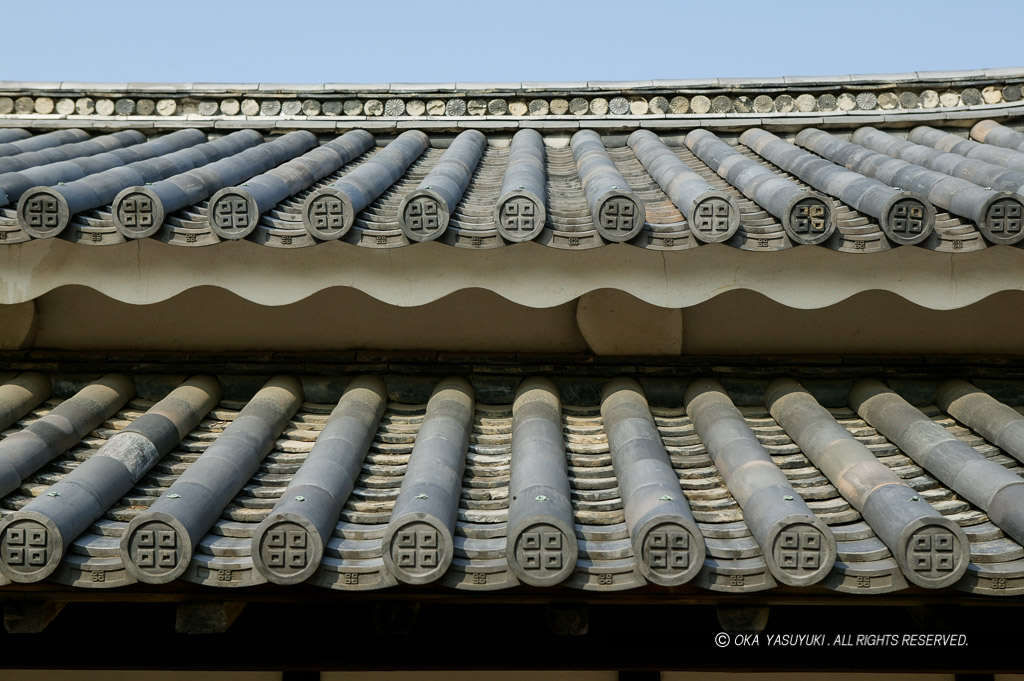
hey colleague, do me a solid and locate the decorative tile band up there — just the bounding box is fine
[0,85,1021,119]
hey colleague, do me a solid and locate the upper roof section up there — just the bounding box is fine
[3,71,1024,311]
[3,116,1024,254]
[2,69,1024,129]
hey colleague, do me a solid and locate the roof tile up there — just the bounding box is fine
[214,119,273,129]
[650,78,721,88]
[0,81,61,90]
[276,119,338,130]
[256,83,327,93]
[58,82,128,92]
[722,76,788,87]
[586,80,655,89]
[455,82,524,91]
[190,83,261,92]
[0,370,1018,594]
[848,72,919,84]
[518,119,580,129]
[396,120,455,129]
[459,119,517,129]
[783,75,853,85]
[389,83,458,92]
[521,81,589,90]
[0,90,1020,255]
[322,83,391,92]
[916,69,989,81]
[984,67,1024,79]
[639,119,701,129]
[125,82,194,92]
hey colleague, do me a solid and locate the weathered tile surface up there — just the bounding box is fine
[0,113,1021,251]
[0,371,1020,595]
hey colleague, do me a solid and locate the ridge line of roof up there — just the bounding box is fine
[1,101,1023,132]
[3,74,1024,123]
[2,69,1024,93]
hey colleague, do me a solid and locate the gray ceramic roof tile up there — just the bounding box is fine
[135,119,200,129]
[984,67,1024,78]
[58,82,128,92]
[126,82,194,92]
[916,69,989,81]
[639,119,702,129]
[0,118,1019,251]
[213,120,274,129]
[767,116,825,126]
[396,120,455,129]
[0,82,61,90]
[356,120,401,130]
[898,112,952,124]
[276,119,338,130]
[945,109,997,121]
[23,118,75,129]
[257,83,327,93]
[29,119,102,129]
[2,71,1024,102]
[455,82,524,91]
[650,78,721,88]
[569,120,634,129]
[840,114,886,124]
[518,120,580,129]
[389,83,457,92]
[0,370,1022,594]
[848,72,920,84]
[456,119,516,129]
[691,119,745,129]
[322,83,391,92]
[521,81,589,90]
[721,76,788,87]
[783,75,853,85]
[190,83,261,92]
[586,80,655,89]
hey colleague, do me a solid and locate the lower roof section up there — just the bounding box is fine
[0,366,1023,599]
[0,237,1023,311]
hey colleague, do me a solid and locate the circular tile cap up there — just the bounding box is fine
[897,517,969,589]
[638,521,703,587]
[17,188,70,239]
[121,515,191,584]
[0,514,62,583]
[209,188,260,240]
[766,518,836,587]
[508,521,576,587]
[112,187,165,240]
[252,515,322,585]
[383,519,452,585]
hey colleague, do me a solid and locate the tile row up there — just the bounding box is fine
[1,120,1022,251]
[2,84,1021,120]
[0,371,1022,595]
[4,70,1021,93]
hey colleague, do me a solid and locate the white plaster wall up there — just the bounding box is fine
[30,286,587,353]
[22,286,1024,356]
[0,238,1021,311]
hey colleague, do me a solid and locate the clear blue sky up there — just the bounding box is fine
[2,0,1022,83]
